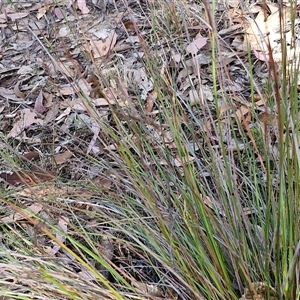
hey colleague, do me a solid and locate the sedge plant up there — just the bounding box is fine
[1,0,300,299]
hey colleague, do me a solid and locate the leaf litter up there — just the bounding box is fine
[0,0,293,298]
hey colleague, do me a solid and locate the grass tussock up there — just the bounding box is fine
[0,0,300,299]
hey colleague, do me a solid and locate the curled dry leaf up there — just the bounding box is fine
[144,90,157,113]
[242,5,300,74]
[37,4,52,19]
[234,105,251,123]
[55,107,71,121]
[123,19,135,30]
[34,90,46,113]
[0,87,21,101]
[87,118,100,154]
[43,91,53,108]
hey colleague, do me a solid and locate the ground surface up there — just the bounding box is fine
[0,1,296,299]
[0,0,279,181]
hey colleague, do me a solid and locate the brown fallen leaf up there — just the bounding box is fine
[0,86,23,102]
[91,175,111,191]
[53,7,64,20]
[87,118,100,154]
[34,90,46,114]
[14,81,25,99]
[21,151,40,161]
[8,108,43,138]
[0,168,56,186]
[37,4,52,19]
[77,0,90,14]
[144,90,157,113]
[44,102,59,125]
[185,33,208,55]
[123,19,135,30]
[90,30,118,58]
[0,12,29,22]
[54,150,73,164]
